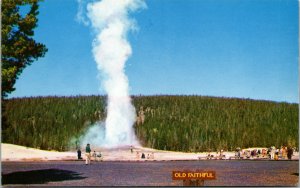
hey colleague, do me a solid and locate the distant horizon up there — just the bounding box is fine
[6,94,299,104]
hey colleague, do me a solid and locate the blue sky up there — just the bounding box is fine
[9,0,299,103]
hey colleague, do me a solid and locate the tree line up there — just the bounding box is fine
[2,95,298,152]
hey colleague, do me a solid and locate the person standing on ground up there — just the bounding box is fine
[85,143,91,165]
[77,148,82,159]
[93,151,97,161]
[151,152,154,159]
[270,146,276,160]
[283,146,287,159]
[130,145,133,153]
[287,147,293,160]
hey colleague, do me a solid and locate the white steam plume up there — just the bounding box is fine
[80,0,146,148]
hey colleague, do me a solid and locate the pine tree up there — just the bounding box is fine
[1,0,48,98]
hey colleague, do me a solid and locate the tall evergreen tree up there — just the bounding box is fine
[1,0,48,98]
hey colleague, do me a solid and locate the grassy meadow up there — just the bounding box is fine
[2,95,298,152]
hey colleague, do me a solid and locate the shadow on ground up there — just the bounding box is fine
[2,168,86,184]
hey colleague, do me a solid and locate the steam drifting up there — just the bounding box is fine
[80,0,146,148]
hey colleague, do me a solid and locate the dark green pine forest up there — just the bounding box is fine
[2,95,298,152]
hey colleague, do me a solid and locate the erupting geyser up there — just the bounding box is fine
[79,0,146,148]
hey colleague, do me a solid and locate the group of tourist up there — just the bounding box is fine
[206,149,226,159]
[268,146,294,160]
[135,151,155,160]
[77,143,102,165]
[235,146,294,160]
[78,144,156,164]
[130,145,155,160]
[204,146,295,160]
[79,144,295,163]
